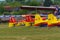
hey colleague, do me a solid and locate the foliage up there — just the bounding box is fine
[1,0,60,15]
[54,0,60,5]
[27,0,41,6]
[0,6,5,14]
[15,0,25,1]
[7,1,22,7]
[43,0,53,7]
[6,0,13,2]
[31,11,37,14]
[12,10,29,15]
[3,12,11,15]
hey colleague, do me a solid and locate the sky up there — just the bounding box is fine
[0,0,5,1]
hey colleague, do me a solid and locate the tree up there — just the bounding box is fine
[43,0,53,7]
[6,0,14,2]
[54,0,60,5]
[12,10,29,15]
[0,6,5,15]
[7,1,22,7]
[15,0,25,1]
[27,0,41,6]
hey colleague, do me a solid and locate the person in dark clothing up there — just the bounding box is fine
[54,6,59,15]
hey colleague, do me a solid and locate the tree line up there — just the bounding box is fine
[0,0,60,15]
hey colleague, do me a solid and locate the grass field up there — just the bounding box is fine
[0,23,60,40]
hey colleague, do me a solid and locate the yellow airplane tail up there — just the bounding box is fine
[34,14,47,26]
[48,13,58,27]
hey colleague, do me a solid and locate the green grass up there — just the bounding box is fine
[0,23,60,40]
